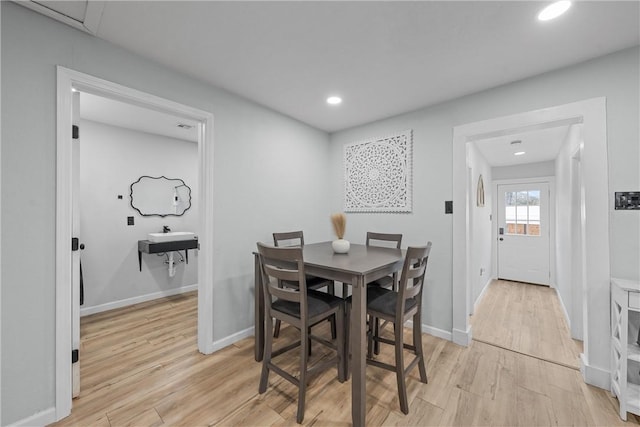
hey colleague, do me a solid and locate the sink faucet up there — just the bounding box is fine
[163,225,171,233]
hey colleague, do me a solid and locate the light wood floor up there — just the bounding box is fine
[50,290,640,426]
[471,279,582,369]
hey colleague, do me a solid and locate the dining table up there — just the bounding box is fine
[253,241,405,427]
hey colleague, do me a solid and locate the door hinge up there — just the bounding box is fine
[72,349,79,363]
[72,237,79,251]
[72,125,79,139]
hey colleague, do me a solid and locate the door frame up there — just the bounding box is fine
[452,97,610,388]
[55,66,215,420]
[492,177,556,287]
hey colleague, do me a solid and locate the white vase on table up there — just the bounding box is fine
[332,239,350,254]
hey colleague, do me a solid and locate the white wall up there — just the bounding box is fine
[329,47,639,340]
[555,124,584,339]
[79,119,198,312]
[1,3,331,424]
[492,160,555,181]
[2,1,639,424]
[468,144,493,307]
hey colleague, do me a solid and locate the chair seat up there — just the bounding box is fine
[368,275,394,288]
[366,286,417,318]
[272,289,343,319]
[282,275,331,290]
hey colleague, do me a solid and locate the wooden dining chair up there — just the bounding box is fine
[256,242,346,424]
[366,243,432,414]
[339,232,403,299]
[366,232,403,290]
[272,230,337,338]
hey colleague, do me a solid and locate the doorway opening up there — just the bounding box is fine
[452,98,611,389]
[55,67,215,420]
[496,179,552,286]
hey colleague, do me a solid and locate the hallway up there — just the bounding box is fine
[471,279,582,369]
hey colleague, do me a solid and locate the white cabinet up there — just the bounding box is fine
[611,278,640,420]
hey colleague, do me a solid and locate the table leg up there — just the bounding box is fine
[351,274,366,427]
[254,253,264,362]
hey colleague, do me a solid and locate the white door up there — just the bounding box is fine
[71,90,81,397]
[497,182,550,285]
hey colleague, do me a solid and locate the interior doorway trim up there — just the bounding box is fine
[452,98,610,388]
[55,66,215,420]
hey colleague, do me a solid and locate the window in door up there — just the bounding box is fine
[504,190,541,236]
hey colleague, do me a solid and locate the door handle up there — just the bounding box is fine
[79,243,85,250]
[499,238,504,241]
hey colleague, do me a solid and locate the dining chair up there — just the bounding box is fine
[256,242,346,424]
[366,232,403,289]
[346,243,432,415]
[338,232,403,299]
[272,231,336,338]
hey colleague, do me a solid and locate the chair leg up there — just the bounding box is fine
[342,283,349,298]
[336,306,346,382]
[330,314,337,340]
[367,316,375,359]
[297,324,308,423]
[273,319,281,338]
[345,302,351,379]
[259,314,274,394]
[374,318,381,355]
[413,312,428,383]
[394,321,409,414]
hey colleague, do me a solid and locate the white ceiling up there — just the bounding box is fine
[22,1,639,164]
[80,92,199,142]
[23,0,640,133]
[474,124,570,167]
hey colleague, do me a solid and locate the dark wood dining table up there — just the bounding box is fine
[253,241,405,427]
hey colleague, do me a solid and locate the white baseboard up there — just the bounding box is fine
[8,407,56,427]
[210,326,255,353]
[580,353,610,390]
[422,323,452,341]
[404,320,452,341]
[555,288,571,329]
[80,284,198,317]
[473,277,493,313]
[452,326,473,346]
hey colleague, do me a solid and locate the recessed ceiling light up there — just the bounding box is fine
[326,96,342,105]
[514,151,526,156]
[538,1,571,21]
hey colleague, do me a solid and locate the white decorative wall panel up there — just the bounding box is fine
[344,130,412,212]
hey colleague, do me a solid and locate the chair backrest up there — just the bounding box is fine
[366,232,402,249]
[396,243,432,315]
[257,242,308,315]
[273,230,305,247]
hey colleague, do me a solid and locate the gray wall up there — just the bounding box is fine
[468,144,493,306]
[329,46,639,334]
[1,3,330,424]
[80,119,199,312]
[555,124,584,340]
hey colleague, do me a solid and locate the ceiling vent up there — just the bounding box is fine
[15,1,105,35]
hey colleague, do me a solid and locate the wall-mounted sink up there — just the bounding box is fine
[148,231,196,243]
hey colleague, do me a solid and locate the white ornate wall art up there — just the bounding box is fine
[344,130,413,213]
